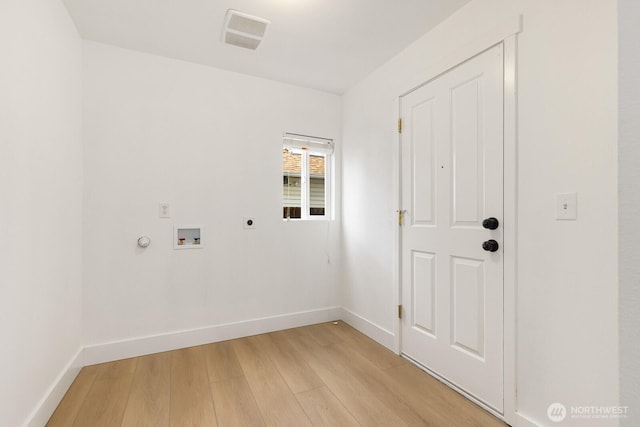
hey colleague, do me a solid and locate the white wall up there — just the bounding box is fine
[619,0,640,425]
[0,1,83,426]
[341,0,618,425]
[82,42,342,354]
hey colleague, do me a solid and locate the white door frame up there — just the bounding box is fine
[391,19,521,425]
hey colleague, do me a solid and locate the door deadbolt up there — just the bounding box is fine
[482,240,499,252]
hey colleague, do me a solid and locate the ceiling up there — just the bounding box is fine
[62,0,470,94]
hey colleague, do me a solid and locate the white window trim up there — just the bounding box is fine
[283,133,333,221]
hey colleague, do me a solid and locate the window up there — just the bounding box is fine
[283,133,333,220]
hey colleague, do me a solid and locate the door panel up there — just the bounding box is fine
[451,256,485,358]
[411,98,436,226]
[400,44,504,413]
[412,250,436,336]
[451,77,483,226]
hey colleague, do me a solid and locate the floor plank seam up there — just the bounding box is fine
[120,357,140,427]
[167,351,173,427]
[202,346,220,427]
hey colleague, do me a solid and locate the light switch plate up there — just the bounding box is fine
[555,193,577,220]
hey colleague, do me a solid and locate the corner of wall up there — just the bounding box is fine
[24,348,84,427]
[338,307,396,351]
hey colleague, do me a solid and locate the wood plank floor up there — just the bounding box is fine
[47,322,506,427]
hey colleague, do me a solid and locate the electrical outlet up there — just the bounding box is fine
[243,217,256,229]
[159,203,171,218]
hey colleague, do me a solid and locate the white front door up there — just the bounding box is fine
[400,43,504,413]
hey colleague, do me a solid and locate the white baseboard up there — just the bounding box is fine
[83,306,341,366]
[24,306,394,426]
[25,347,83,427]
[338,307,396,351]
[516,412,542,427]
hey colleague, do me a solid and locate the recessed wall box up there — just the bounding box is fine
[174,225,203,249]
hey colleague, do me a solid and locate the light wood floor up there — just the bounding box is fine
[47,321,506,427]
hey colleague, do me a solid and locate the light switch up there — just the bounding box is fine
[555,193,577,220]
[159,203,171,218]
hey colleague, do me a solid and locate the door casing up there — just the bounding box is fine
[391,25,520,424]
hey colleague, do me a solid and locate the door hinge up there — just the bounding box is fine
[397,210,404,226]
[397,117,403,134]
[398,304,403,319]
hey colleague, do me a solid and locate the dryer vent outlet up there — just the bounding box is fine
[243,217,256,229]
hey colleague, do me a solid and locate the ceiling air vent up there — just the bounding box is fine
[221,10,270,50]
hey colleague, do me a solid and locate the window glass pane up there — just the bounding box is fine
[283,148,302,219]
[309,153,325,216]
